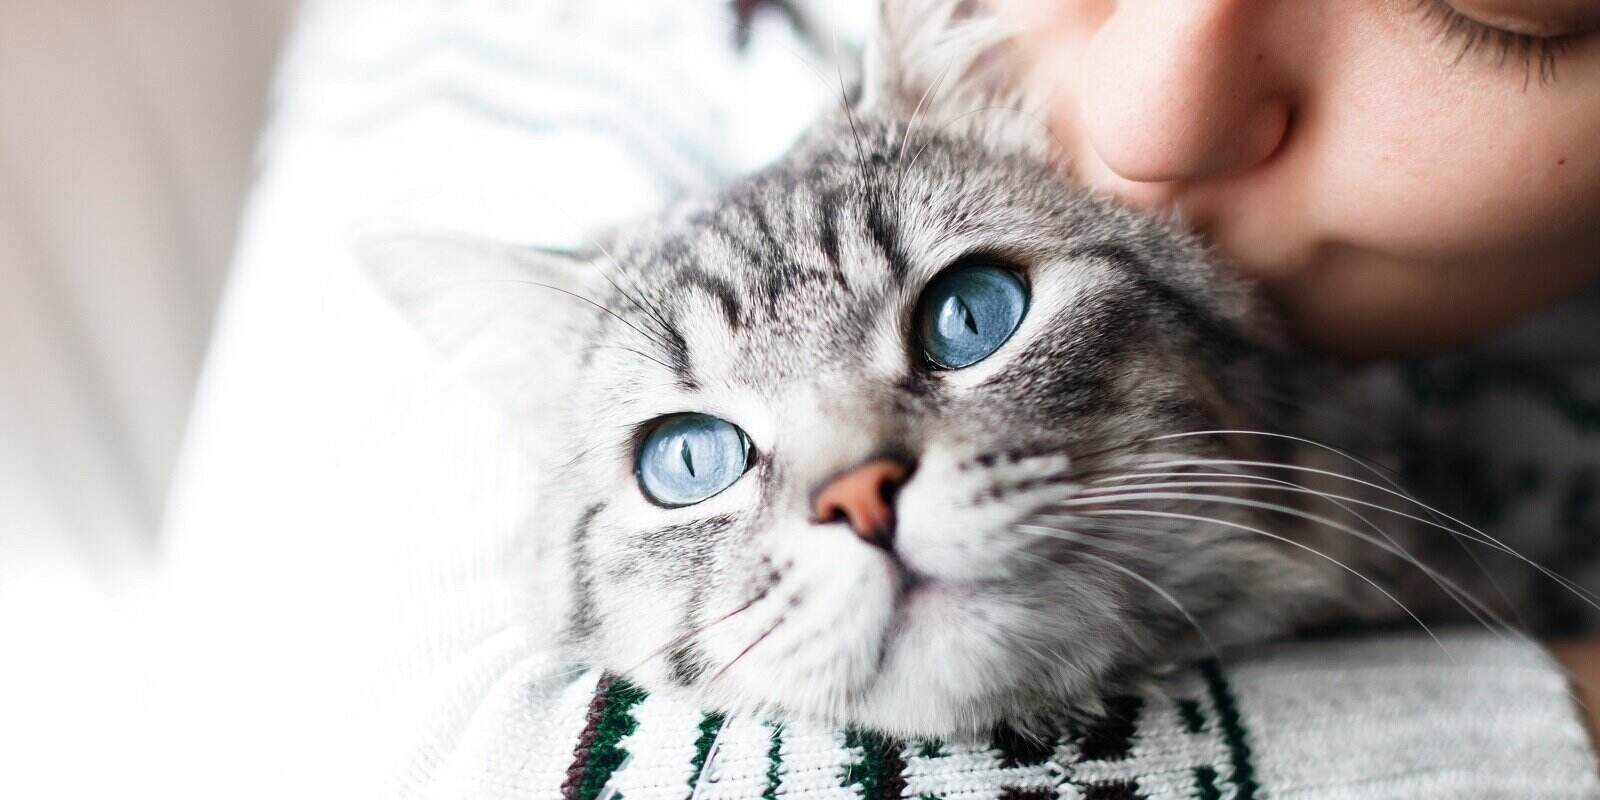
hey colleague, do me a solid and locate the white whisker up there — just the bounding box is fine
[896,56,958,174]
[1112,457,1600,609]
[1013,522,1150,557]
[1077,472,1514,636]
[685,713,735,800]
[1144,430,1572,618]
[1014,523,1219,659]
[1062,488,1536,642]
[1059,507,1442,647]
[1063,488,1492,614]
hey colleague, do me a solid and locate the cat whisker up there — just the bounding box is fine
[686,713,737,800]
[1088,468,1514,627]
[1148,429,1408,497]
[1064,488,1483,598]
[1068,479,1516,636]
[1082,476,1503,555]
[1146,428,1519,561]
[1012,522,1150,558]
[1062,492,1523,643]
[1046,434,1553,632]
[895,56,956,169]
[1061,515,1196,543]
[1112,456,1600,610]
[1015,523,1220,660]
[588,344,677,372]
[1051,506,1443,647]
[893,55,960,205]
[901,103,1047,179]
[587,237,679,343]
[1065,437,1204,470]
[710,615,787,685]
[1145,428,1538,630]
[620,584,776,677]
[494,278,673,353]
[829,42,871,180]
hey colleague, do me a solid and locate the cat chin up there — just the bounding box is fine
[668,592,1138,738]
[836,665,1122,739]
[652,562,1338,738]
[692,643,1140,740]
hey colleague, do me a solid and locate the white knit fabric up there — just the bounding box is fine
[137,2,1599,798]
[1228,636,1595,798]
[437,634,1599,799]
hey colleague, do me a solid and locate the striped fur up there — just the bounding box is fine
[365,0,1555,738]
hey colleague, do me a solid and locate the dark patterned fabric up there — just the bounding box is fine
[1366,287,1600,633]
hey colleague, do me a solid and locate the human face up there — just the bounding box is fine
[1003,0,1600,358]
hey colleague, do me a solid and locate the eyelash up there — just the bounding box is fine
[1414,0,1576,85]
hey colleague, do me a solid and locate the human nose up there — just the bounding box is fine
[1076,0,1293,185]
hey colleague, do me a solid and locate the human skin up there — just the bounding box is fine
[1000,0,1600,742]
[999,0,1600,360]
[1550,639,1600,745]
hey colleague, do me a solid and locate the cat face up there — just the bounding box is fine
[366,1,1353,736]
[550,127,1347,735]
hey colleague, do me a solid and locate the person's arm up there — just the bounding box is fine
[1552,639,1600,745]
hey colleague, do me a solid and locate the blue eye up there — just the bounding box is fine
[636,414,752,507]
[916,263,1028,369]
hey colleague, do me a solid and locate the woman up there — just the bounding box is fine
[1004,0,1600,733]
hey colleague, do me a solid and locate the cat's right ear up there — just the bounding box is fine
[360,233,609,419]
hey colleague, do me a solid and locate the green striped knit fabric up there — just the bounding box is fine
[545,665,1260,800]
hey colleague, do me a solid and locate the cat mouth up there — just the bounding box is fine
[880,546,927,606]
[895,579,964,624]
[883,551,973,629]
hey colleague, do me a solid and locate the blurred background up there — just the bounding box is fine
[0,5,854,792]
[1,0,295,566]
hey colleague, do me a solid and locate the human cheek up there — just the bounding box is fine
[1307,54,1600,264]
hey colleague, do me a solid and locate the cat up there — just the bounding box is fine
[363,0,1569,737]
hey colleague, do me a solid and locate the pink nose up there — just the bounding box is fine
[812,458,911,549]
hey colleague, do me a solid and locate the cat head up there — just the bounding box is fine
[366,0,1349,736]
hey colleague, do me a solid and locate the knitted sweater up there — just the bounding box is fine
[444,635,1597,799]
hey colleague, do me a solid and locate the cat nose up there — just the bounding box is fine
[812,457,912,550]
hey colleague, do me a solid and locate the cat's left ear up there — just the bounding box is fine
[861,0,995,112]
[361,233,610,419]
[856,0,1046,151]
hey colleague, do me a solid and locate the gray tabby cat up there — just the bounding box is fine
[367,0,1564,737]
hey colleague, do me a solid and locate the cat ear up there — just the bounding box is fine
[858,0,1047,152]
[361,233,609,419]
